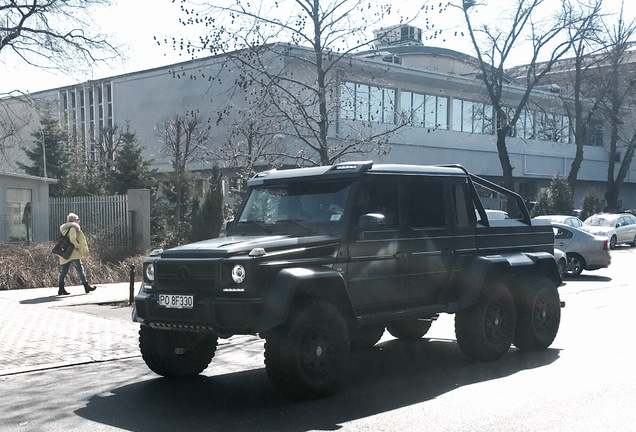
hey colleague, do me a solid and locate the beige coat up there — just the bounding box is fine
[58,222,89,265]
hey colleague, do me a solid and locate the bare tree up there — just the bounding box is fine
[0,0,117,77]
[158,112,211,234]
[0,0,119,157]
[163,0,434,166]
[598,7,636,211]
[557,0,606,194]
[459,0,582,202]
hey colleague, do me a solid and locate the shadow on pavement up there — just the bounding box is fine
[19,295,67,305]
[75,338,560,432]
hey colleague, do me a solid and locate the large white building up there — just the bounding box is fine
[2,25,634,211]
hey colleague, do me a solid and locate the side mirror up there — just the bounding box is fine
[358,213,387,231]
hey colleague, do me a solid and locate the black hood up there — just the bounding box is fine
[158,235,341,259]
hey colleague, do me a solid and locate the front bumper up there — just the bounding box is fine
[133,290,265,336]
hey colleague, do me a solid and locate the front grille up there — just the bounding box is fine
[155,259,218,292]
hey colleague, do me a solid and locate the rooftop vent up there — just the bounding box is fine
[374,25,423,48]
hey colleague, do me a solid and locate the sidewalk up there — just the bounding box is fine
[0,282,142,376]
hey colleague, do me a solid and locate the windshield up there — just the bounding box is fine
[585,215,617,227]
[231,180,352,235]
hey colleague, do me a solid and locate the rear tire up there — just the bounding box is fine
[387,319,432,341]
[264,299,350,399]
[139,326,217,378]
[455,280,516,362]
[513,277,561,352]
[566,254,585,276]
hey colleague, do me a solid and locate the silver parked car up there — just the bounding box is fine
[534,214,588,231]
[553,248,567,282]
[584,213,636,249]
[552,222,611,276]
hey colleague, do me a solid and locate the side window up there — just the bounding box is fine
[451,182,471,227]
[406,179,446,228]
[554,227,572,240]
[354,179,400,229]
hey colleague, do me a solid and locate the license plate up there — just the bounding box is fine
[157,294,194,309]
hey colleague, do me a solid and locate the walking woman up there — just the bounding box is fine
[57,213,97,295]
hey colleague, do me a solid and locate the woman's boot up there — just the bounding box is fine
[58,282,70,296]
[83,282,97,293]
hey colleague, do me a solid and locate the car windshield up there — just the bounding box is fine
[585,215,617,227]
[231,180,352,235]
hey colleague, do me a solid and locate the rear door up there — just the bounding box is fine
[404,176,456,304]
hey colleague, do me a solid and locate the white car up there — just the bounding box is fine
[584,213,636,249]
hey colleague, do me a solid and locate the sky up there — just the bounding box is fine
[1,0,633,95]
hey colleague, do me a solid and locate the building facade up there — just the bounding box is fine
[3,26,635,211]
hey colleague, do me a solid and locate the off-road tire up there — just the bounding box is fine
[139,326,217,378]
[387,319,432,341]
[513,277,561,352]
[455,279,516,362]
[264,299,350,399]
[350,324,385,349]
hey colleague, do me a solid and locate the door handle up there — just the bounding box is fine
[393,251,406,259]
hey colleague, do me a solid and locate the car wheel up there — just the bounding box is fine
[264,299,350,399]
[557,258,567,281]
[455,279,516,362]
[139,326,217,378]
[387,319,433,341]
[566,254,585,276]
[610,235,617,249]
[513,277,561,352]
[631,235,636,247]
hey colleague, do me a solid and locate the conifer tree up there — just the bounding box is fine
[18,112,71,197]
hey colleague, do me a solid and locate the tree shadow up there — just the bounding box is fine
[75,338,560,432]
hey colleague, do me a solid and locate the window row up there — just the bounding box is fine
[340,82,602,146]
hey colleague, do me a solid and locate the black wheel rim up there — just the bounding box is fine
[301,327,335,378]
[533,295,556,335]
[485,301,511,343]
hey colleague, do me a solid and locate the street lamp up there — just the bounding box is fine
[40,129,47,178]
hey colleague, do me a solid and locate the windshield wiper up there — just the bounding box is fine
[238,220,273,234]
[276,219,317,235]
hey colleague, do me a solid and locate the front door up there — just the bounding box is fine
[346,178,409,314]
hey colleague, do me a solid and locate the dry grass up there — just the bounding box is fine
[0,242,145,290]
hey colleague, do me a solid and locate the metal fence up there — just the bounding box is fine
[49,195,129,246]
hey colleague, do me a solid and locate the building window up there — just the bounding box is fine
[340,82,395,124]
[537,112,570,143]
[400,91,448,129]
[504,107,534,139]
[585,121,603,147]
[452,99,493,134]
[5,188,32,242]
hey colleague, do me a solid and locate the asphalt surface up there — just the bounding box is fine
[0,282,140,376]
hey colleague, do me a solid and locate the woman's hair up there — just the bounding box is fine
[67,213,79,222]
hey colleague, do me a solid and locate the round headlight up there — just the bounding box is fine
[231,264,246,284]
[145,263,155,281]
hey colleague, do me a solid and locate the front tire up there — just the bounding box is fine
[513,277,561,352]
[455,280,516,362]
[139,326,217,378]
[264,299,350,399]
[610,235,617,249]
[387,319,432,341]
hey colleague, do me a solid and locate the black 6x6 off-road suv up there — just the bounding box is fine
[133,161,562,399]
